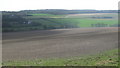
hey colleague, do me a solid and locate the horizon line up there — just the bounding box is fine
[1,9,119,12]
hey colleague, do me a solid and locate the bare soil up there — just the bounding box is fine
[2,27,118,61]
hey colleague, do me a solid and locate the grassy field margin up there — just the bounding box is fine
[3,49,118,66]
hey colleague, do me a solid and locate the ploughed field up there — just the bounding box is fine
[2,27,118,61]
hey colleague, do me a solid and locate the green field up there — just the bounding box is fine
[26,13,118,28]
[3,49,118,66]
[3,12,118,32]
[29,18,117,27]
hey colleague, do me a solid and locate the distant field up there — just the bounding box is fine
[64,13,117,18]
[27,13,65,18]
[26,13,118,27]
[28,13,118,18]
[3,12,118,32]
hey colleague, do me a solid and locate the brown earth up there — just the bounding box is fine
[2,27,118,61]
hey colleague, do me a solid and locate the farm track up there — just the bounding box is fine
[2,27,118,61]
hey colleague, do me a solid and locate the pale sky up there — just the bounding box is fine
[0,0,120,11]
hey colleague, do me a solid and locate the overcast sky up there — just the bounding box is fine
[0,0,119,11]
